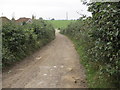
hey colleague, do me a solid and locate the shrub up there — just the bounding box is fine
[61,2,120,88]
[2,20,55,68]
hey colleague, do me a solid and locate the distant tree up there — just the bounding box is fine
[39,17,43,20]
[32,15,35,20]
[11,17,15,22]
[22,21,26,25]
[51,18,55,20]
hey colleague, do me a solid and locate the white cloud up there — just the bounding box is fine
[0,0,91,20]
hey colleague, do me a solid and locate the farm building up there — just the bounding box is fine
[0,16,11,24]
[15,17,32,25]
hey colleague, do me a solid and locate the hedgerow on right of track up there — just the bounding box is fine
[61,2,120,88]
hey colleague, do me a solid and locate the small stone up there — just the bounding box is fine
[43,74,47,76]
[75,77,80,80]
[74,80,77,83]
[37,81,44,85]
[53,66,57,68]
[60,65,64,68]
[67,68,73,71]
[18,69,24,71]
[81,80,85,83]
[8,70,12,73]
[55,81,58,83]
[36,57,42,60]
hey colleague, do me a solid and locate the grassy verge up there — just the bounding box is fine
[66,35,115,88]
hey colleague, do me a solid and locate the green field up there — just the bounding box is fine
[47,20,76,29]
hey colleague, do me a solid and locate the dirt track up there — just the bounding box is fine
[3,31,87,88]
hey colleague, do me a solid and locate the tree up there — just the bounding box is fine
[51,18,55,20]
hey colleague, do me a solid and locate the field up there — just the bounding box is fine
[47,20,76,29]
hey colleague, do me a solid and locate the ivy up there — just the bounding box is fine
[61,2,120,88]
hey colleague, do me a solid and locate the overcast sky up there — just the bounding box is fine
[0,0,91,20]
